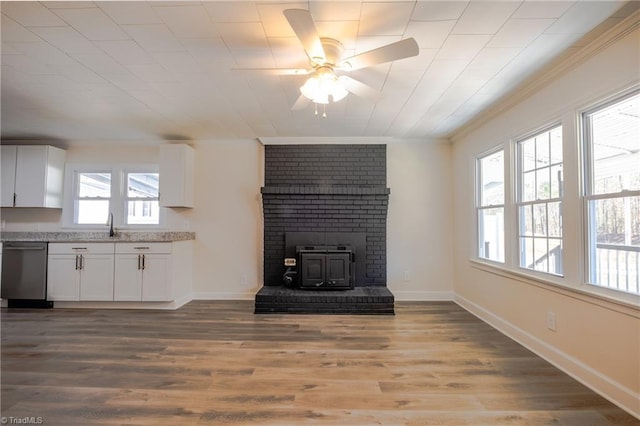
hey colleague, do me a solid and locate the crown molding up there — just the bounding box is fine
[450,9,640,143]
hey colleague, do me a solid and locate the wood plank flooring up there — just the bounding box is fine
[1,301,637,425]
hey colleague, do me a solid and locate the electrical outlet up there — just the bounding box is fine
[547,311,556,331]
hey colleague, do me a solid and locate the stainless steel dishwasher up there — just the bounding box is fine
[1,242,52,308]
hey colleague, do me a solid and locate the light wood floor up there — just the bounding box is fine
[1,301,637,425]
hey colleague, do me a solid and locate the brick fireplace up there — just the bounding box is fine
[255,144,394,314]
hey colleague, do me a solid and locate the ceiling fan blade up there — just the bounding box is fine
[292,94,311,110]
[283,9,326,64]
[338,76,380,103]
[232,68,311,76]
[340,38,419,71]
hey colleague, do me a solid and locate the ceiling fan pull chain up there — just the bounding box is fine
[323,104,327,118]
[314,103,318,116]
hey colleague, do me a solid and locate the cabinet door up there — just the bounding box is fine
[114,254,143,301]
[47,255,80,301]
[15,146,48,207]
[80,254,114,301]
[141,254,172,301]
[1,145,17,207]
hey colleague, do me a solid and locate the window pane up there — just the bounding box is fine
[76,200,109,224]
[548,202,562,238]
[550,165,563,199]
[523,171,536,202]
[589,196,640,293]
[519,205,533,237]
[536,167,550,200]
[548,239,563,275]
[480,151,504,206]
[520,236,534,268]
[536,132,550,167]
[127,173,159,198]
[127,200,160,225]
[550,126,563,165]
[533,204,547,236]
[521,138,536,172]
[590,93,640,195]
[533,237,548,272]
[479,207,505,262]
[78,173,110,198]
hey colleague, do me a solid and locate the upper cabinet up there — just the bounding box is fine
[159,144,194,208]
[1,145,66,208]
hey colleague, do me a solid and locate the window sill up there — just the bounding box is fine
[469,258,640,318]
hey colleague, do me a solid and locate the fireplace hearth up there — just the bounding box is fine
[256,144,394,314]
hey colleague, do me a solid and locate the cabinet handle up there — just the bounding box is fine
[142,254,146,270]
[134,246,150,250]
[137,254,141,270]
[12,193,16,207]
[75,254,80,270]
[72,247,87,251]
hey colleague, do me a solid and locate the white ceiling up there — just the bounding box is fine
[1,1,636,143]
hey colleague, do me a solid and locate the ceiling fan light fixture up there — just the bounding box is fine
[300,70,348,104]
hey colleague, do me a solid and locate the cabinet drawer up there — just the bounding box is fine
[115,242,172,254]
[48,243,115,255]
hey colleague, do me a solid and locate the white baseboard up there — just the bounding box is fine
[392,290,454,301]
[455,294,640,420]
[192,291,255,301]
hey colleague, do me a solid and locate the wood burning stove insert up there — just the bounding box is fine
[296,245,353,290]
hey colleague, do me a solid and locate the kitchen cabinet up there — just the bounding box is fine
[114,243,172,301]
[1,145,66,208]
[159,144,194,208]
[47,243,115,301]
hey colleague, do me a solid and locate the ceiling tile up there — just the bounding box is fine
[71,52,132,76]
[202,1,261,23]
[310,1,363,21]
[268,37,308,68]
[257,2,307,38]
[452,2,521,35]
[99,2,163,25]
[353,36,401,56]
[45,2,97,9]
[216,22,268,49]
[179,37,235,68]
[126,64,177,83]
[436,34,492,61]
[229,47,276,68]
[358,2,414,36]
[405,20,456,49]
[0,16,41,42]
[95,40,155,66]
[29,26,100,54]
[512,1,574,19]
[412,1,468,21]
[488,18,555,48]
[545,1,627,34]
[153,5,218,38]
[2,2,67,27]
[390,48,437,71]
[122,24,184,52]
[52,8,129,41]
[153,52,203,74]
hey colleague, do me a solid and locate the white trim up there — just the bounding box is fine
[451,10,640,142]
[192,291,256,301]
[470,258,640,317]
[455,294,640,420]
[51,296,191,310]
[392,290,454,301]
[258,137,396,145]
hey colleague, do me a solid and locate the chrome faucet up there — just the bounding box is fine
[107,212,115,237]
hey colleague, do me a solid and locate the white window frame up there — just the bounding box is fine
[476,147,506,263]
[582,89,640,295]
[63,164,163,230]
[516,124,564,277]
[122,167,160,226]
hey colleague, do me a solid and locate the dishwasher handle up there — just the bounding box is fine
[3,246,46,251]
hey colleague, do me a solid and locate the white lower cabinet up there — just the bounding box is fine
[114,243,172,301]
[47,243,115,301]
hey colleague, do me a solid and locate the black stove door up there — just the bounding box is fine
[300,252,351,289]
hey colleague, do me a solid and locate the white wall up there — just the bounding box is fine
[451,25,640,417]
[387,141,454,300]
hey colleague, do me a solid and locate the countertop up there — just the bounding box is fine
[0,231,196,243]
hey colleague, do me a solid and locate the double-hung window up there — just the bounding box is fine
[583,91,640,295]
[517,126,564,275]
[74,171,112,225]
[477,149,505,262]
[68,166,161,228]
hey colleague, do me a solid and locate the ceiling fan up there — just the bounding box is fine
[244,9,419,115]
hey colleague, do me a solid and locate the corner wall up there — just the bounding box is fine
[450,24,640,417]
